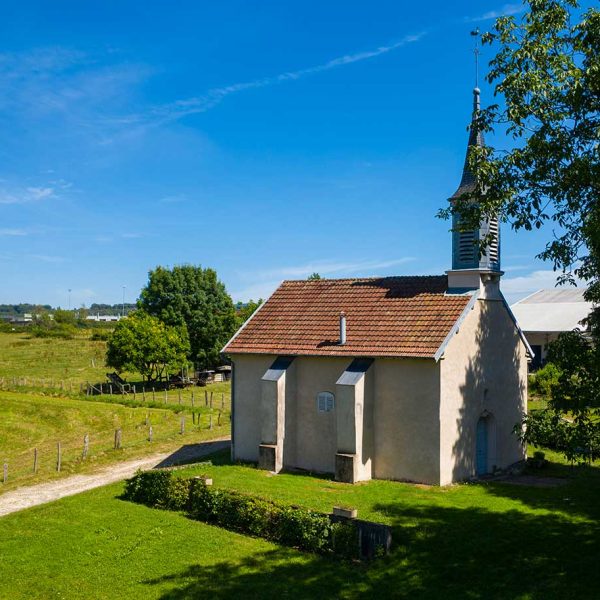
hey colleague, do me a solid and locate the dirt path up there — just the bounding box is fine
[0,438,230,518]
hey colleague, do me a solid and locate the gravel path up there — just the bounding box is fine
[0,438,230,518]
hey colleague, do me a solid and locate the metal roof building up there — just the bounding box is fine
[511,288,593,368]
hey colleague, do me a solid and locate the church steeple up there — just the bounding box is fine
[449,84,501,277]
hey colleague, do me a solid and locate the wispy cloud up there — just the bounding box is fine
[232,257,416,301]
[28,254,66,263]
[126,32,427,128]
[503,268,583,296]
[257,257,416,280]
[0,228,28,236]
[0,185,55,204]
[465,3,524,23]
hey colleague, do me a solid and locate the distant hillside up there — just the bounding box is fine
[0,302,137,318]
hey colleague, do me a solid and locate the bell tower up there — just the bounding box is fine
[447,34,502,297]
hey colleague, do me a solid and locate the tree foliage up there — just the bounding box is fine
[442,0,599,305]
[441,0,600,447]
[106,311,190,382]
[138,265,236,368]
[235,299,263,329]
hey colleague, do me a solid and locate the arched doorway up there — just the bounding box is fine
[476,416,489,476]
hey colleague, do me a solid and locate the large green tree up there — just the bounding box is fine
[445,0,599,304]
[138,265,237,368]
[446,0,600,455]
[106,311,190,382]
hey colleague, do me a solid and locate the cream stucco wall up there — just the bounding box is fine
[372,358,441,484]
[231,354,276,462]
[439,298,528,484]
[231,354,351,473]
[293,357,351,473]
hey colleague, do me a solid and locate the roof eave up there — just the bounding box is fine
[434,290,480,362]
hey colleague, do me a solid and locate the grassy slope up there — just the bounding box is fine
[0,332,108,383]
[0,450,599,599]
[0,392,230,491]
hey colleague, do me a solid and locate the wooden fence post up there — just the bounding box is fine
[109,384,113,395]
[143,387,146,402]
[209,414,213,430]
[221,393,224,409]
[218,411,221,426]
[3,463,7,483]
[148,426,153,442]
[83,434,89,459]
[56,442,62,472]
[210,392,213,408]
[133,386,136,401]
[191,391,195,407]
[204,391,208,407]
[33,448,38,473]
[152,387,155,402]
[164,389,168,404]
[178,390,182,405]
[114,428,122,450]
[180,415,185,435]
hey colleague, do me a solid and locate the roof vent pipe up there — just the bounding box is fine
[339,312,346,345]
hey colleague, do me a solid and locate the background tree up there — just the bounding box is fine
[235,299,263,328]
[106,311,190,382]
[307,273,321,280]
[138,265,237,368]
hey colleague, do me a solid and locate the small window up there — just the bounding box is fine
[317,392,335,413]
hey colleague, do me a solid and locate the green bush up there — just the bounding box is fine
[122,469,190,510]
[123,471,359,558]
[529,362,561,398]
[517,409,600,463]
[30,323,77,339]
[90,329,111,341]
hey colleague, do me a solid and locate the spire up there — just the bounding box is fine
[448,32,501,277]
[451,29,484,199]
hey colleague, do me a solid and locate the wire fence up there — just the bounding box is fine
[0,377,231,412]
[0,405,230,490]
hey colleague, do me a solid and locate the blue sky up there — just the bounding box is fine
[0,1,573,307]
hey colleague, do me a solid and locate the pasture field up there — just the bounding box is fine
[0,331,108,383]
[0,448,598,599]
[0,391,230,491]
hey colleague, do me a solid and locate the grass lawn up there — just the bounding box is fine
[0,449,599,599]
[0,391,230,491]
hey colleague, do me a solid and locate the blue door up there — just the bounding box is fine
[476,418,488,476]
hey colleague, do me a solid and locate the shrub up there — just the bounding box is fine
[517,409,600,464]
[90,329,111,341]
[30,323,77,339]
[122,470,190,510]
[123,471,359,558]
[529,362,561,398]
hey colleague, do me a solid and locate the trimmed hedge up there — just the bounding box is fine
[122,470,358,558]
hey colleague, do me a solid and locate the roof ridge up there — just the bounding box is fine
[281,275,447,284]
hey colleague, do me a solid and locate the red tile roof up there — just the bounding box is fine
[224,276,470,358]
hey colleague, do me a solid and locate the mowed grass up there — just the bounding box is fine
[0,391,230,491]
[0,449,599,599]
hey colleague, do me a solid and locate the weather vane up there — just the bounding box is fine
[471,28,480,89]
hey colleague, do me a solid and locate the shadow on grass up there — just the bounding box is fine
[483,460,600,521]
[143,498,600,600]
[153,441,231,469]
